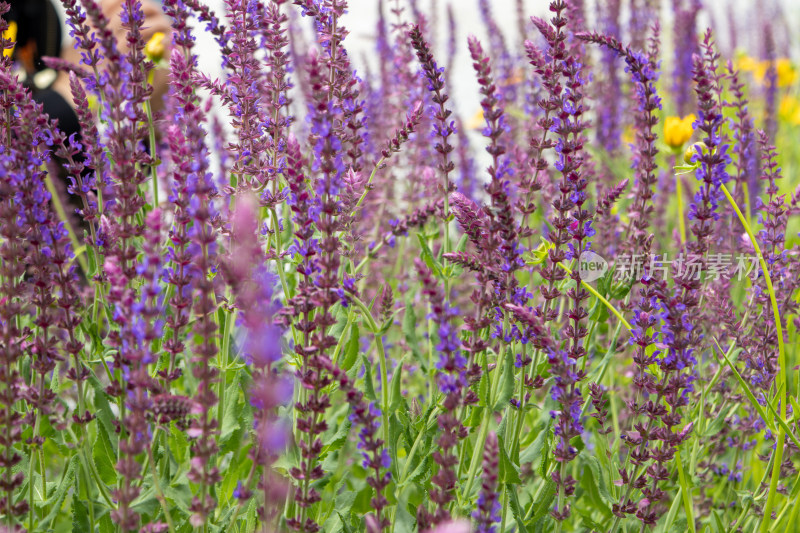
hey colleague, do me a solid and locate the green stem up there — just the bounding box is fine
[674,446,696,533]
[144,71,159,208]
[719,183,787,533]
[349,295,390,445]
[675,161,687,243]
[44,174,89,275]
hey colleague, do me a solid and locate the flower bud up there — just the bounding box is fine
[683,141,707,164]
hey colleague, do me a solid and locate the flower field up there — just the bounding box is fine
[0,0,799,532]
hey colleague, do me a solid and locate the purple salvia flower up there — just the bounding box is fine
[69,0,150,278]
[222,0,269,189]
[535,1,593,521]
[467,35,523,292]
[182,0,233,57]
[106,210,165,531]
[577,28,662,255]
[408,23,456,232]
[726,61,758,218]
[595,0,623,155]
[672,0,701,116]
[226,195,290,524]
[160,9,223,524]
[687,29,730,257]
[414,260,468,529]
[259,0,293,201]
[161,0,200,383]
[472,431,500,533]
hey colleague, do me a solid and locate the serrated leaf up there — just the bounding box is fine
[407,453,431,484]
[42,455,79,526]
[394,494,416,533]
[88,374,117,444]
[169,424,189,465]
[520,424,548,466]
[244,498,258,533]
[584,455,613,505]
[99,514,114,533]
[497,435,522,484]
[416,233,442,277]
[71,492,90,533]
[322,416,352,456]
[507,483,529,533]
[219,372,242,447]
[402,301,425,370]
[93,421,117,486]
[530,479,556,524]
[361,354,377,401]
[478,353,489,406]
[538,430,551,479]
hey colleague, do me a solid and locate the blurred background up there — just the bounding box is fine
[185,0,800,121]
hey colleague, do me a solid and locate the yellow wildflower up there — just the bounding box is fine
[737,54,759,73]
[2,21,16,58]
[467,109,484,130]
[746,57,797,87]
[621,125,635,146]
[144,32,167,62]
[664,114,695,149]
[775,58,797,87]
[779,95,800,125]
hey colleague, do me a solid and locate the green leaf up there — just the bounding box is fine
[42,455,79,526]
[493,349,515,411]
[342,324,360,372]
[520,424,548,466]
[416,232,442,277]
[244,498,258,533]
[93,421,117,486]
[389,355,406,414]
[477,356,489,407]
[219,371,242,447]
[507,483,529,533]
[581,456,612,518]
[169,424,189,465]
[584,455,613,505]
[88,374,117,444]
[538,429,551,479]
[529,479,557,524]
[497,435,522,484]
[322,416,352,456]
[71,493,90,533]
[361,353,378,401]
[98,514,114,533]
[575,506,604,531]
[402,300,425,370]
[659,487,684,533]
[394,493,416,533]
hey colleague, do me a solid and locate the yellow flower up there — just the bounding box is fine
[621,125,634,146]
[779,95,800,125]
[144,32,167,62]
[737,54,759,73]
[467,109,484,130]
[775,58,797,87]
[664,114,695,149]
[749,58,796,87]
[2,21,17,58]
